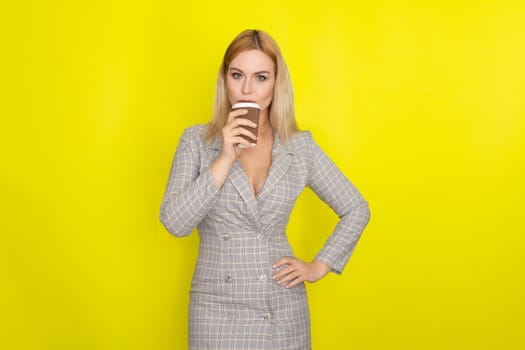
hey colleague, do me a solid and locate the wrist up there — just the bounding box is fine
[210,153,236,190]
[217,150,237,165]
[312,260,332,276]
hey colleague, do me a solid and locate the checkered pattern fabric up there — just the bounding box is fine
[160,125,370,349]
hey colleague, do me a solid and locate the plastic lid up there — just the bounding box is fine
[231,102,261,110]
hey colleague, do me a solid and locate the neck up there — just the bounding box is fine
[258,110,272,134]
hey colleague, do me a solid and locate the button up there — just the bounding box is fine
[221,233,231,241]
[263,312,272,320]
[256,233,262,240]
[224,276,232,284]
[258,274,268,282]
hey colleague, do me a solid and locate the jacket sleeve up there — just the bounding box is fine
[159,127,220,237]
[305,133,371,274]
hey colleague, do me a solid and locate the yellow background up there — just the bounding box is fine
[1,1,524,349]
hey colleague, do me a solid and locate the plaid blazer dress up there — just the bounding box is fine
[160,125,370,349]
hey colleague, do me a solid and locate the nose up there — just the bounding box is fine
[241,77,253,95]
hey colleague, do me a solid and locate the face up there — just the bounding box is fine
[226,49,276,114]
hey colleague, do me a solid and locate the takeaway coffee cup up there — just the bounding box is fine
[231,102,261,146]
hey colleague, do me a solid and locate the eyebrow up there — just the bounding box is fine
[229,67,272,75]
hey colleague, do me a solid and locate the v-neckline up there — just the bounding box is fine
[239,157,272,199]
[238,130,275,198]
[222,132,294,224]
[206,126,296,224]
[238,132,290,200]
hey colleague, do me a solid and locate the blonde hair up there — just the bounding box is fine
[205,29,299,143]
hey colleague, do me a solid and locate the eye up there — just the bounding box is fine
[256,75,267,81]
[231,72,242,79]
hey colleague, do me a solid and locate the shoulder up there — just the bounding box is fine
[286,130,316,153]
[289,130,313,144]
[283,131,320,171]
[181,124,207,139]
[178,124,209,146]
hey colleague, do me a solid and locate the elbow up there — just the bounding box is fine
[359,199,371,227]
[159,210,193,238]
[347,198,371,228]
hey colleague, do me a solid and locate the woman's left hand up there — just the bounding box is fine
[272,257,331,288]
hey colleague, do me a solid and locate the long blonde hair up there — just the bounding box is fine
[205,29,299,143]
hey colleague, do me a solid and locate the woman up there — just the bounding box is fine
[160,29,370,349]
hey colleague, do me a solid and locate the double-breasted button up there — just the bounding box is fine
[224,276,232,284]
[258,274,269,282]
[263,312,272,320]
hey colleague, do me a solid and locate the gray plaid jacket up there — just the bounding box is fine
[160,125,370,349]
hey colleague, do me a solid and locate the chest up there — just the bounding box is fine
[199,142,308,231]
[239,145,272,196]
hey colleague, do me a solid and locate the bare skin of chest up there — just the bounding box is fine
[239,140,272,196]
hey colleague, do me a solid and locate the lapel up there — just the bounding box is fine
[206,134,261,225]
[229,161,260,223]
[205,132,295,225]
[256,133,294,200]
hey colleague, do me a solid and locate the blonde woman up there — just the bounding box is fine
[160,29,370,349]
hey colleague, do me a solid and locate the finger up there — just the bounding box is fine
[223,125,257,147]
[272,258,296,280]
[234,114,257,125]
[230,120,258,139]
[273,256,294,269]
[272,269,288,282]
[224,121,257,141]
[286,276,305,289]
[227,109,249,122]
[229,118,256,131]
[234,126,257,142]
[272,265,297,281]
[233,129,257,146]
[235,139,256,149]
[278,270,301,285]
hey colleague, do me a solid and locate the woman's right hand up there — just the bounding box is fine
[220,108,258,161]
[210,109,258,190]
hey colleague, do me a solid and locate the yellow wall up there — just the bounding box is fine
[1,1,524,349]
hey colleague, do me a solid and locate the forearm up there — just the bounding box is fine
[210,153,236,190]
[160,168,220,237]
[305,132,371,274]
[314,199,370,273]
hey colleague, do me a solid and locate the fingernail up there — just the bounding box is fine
[250,143,256,147]
[252,123,257,127]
